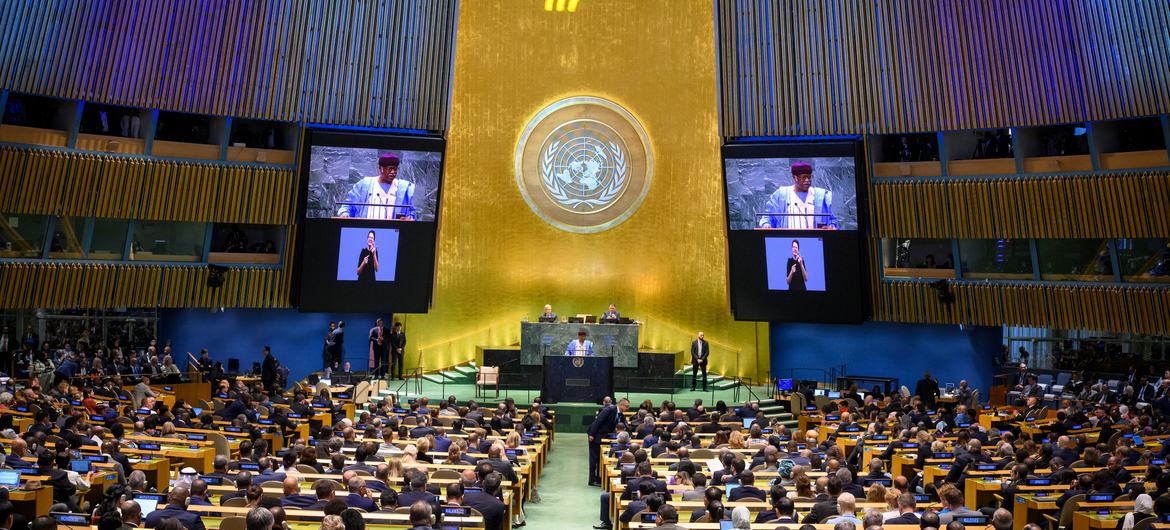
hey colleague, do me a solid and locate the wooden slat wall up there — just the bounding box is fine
[870,172,1170,239]
[867,277,1170,336]
[717,0,1170,136]
[0,146,297,224]
[0,0,458,130]
[0,262,289,309]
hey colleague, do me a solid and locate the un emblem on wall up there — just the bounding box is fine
[516,96,653,233]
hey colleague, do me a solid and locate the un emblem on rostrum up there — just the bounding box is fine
[515,96,653,233]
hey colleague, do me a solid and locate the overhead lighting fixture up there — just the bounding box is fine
[545,0,580,12]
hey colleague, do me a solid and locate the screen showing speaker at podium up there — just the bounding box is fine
[721,141,867,323]
[295,129,445,313]
[723,155,858,231]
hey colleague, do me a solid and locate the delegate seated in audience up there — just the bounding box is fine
[728,470,766,501]
[465,472,507,530]
[143,486,206,530]
[281,476,317,508]
[756,488,797,524]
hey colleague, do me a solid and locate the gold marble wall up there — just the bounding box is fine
[402,0,769,381]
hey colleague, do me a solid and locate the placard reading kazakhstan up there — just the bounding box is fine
[515,96,653,233]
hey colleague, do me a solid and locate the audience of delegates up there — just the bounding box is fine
[0,331,559,530]
[13,329,1170,530]
[586,367,1170,530]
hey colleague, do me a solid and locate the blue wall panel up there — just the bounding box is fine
[770,321,1001,397]
[158,308,387,383]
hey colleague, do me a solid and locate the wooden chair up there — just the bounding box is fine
[1043,494,1084,530]
[432,469,461,480]
[261,480,284,488]
[204,431,231,459]
[219,516,246,530]
[353,381,371,406]
[689,449,715,460]
[1133,515,1158,530]
[223,497,248,507]
[296,464,319,474]
[477,366,500,398]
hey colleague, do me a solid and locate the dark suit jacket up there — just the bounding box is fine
[345,493,379,512]
[143,503,206,530]
[728,485,767,502]
[4,454,27,467]
[261,354,278,386]
[756,512,797,524]
[484,457,519,483]
[914,377,940,406]
[38,468,77,506]
[802,496,839,523]
[842,481,866,498]
[388,331,406,352]
[588,405,624,440]
[886,513,921,524]
[464,491,506,530]
[398,490,438,508]
[369,326,390,355]
[220,490,247,505]
[281,494,318,508]
[690,339,709,365]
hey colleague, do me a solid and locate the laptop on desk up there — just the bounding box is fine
[0,470,20,488]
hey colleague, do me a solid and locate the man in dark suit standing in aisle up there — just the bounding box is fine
[261,346,279,394]
[369,318,390,378]
[388,321,406,380]
[691,332,710,391]
[914,371,940,409]
[588,398,629,486]
[328,321,345,371]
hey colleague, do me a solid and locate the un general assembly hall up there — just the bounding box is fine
[0,1,1168,529]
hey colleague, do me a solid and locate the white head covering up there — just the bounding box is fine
[1122,494,1154,530]
[731,506,752,529]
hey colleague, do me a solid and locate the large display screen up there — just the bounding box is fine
[722,141,866,323]
[724,155,857,230]
[295,129,444,313]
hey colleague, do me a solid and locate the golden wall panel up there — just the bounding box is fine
[398,0,769,380]
[718,0,1170,136]
[871,172,1170,239]
[0,146,297,225]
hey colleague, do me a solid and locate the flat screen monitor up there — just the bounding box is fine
[134,493,166,517]
[51,513,91,530]
[0,470,19,487]
[777,378,793,391]
[296,128,445,313]
[721,141,866,322]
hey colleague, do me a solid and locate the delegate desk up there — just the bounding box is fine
[188,504,485,529]
[543,355,613,403]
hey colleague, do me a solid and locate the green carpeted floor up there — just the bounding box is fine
[522,433,602,530]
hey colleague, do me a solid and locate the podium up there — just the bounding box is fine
[542,355,612,403]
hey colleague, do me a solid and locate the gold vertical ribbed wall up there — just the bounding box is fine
[717,0,1170,136]
[0,0,458,130]
[0,249,297,309]
[869,172,1170,239]
[0,147,297,224]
